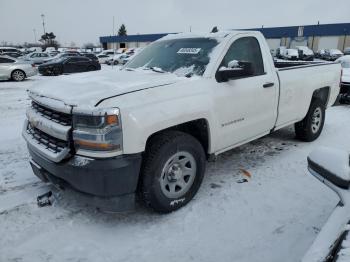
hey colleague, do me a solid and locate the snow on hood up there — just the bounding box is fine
[29,69,187,108]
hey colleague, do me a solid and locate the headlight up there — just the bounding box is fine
[72,108,122,158]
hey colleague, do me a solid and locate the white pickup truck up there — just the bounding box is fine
[23,31,341,213]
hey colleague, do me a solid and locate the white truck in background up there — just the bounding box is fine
[23,31,341,213]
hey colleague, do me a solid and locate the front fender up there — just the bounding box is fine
[99,80,216,154]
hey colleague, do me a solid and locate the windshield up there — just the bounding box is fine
[125,38,219,77]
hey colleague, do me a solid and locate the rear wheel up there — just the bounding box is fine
[140,131,206,213]
[295,99,325,142]
[87,65,96,71]
[11,70,25,81]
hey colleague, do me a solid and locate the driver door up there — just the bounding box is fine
[0,57,15,80]
[64,58,76,73]
[213,36,278,151]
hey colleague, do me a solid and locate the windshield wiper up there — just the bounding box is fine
[143,66,165,73]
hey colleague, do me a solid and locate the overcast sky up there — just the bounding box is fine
[0,0,349,46]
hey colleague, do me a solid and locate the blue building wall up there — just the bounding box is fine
[99,23,350,44]
[244,23,350,38]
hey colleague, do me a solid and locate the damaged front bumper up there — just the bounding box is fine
[28,146,142,212]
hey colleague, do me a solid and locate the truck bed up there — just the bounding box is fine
[274,59,335,69]
[273,60,340,129]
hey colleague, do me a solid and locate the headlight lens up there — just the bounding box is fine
[72,108,122,158]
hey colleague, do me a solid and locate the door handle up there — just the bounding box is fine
[263,82,275,88]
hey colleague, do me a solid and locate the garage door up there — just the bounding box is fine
[318,37,339,50]
[266,39,281,50]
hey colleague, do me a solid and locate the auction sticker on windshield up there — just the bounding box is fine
[177,48,201,54]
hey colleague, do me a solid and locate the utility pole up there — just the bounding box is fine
[41,14,46,34]
[33,29,37,43]
[113,16,115,35]
[343,29,347,52]
[189,25,192,32]
[112,16,116,51]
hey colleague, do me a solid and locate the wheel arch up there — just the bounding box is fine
[144,118,211,157]
[311,86,330,107]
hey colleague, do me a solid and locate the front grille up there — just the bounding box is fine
[26,123,68,154]
[32,101,72,126]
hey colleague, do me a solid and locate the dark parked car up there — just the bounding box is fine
[2,52,22,58]
[38,56,101,75]
[81,53,98,61]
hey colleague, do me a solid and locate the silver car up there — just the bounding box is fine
[22,52,52,65]
[0,56,38,81]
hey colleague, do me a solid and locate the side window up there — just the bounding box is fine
[0,57,14,63]
[80,57,89,61]
[221,37,265,76]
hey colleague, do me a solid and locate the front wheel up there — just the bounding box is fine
[11,70,25,81]
[140,131,206,213]
[295,99,325,142]
[87,65,96,71]
[53,66,62,76]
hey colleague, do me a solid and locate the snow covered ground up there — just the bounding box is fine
[0,67,349,262]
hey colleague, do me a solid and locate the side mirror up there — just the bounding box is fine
[216,60,253,82]
[308,147,350,190]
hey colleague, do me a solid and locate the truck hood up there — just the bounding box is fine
[29,69,187,108]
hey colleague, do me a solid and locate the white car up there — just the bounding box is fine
[23,31,341,213]
[99,49,117,56]
[276,46,287,58]
[325,49,344,61]
[296,46,314,61]
[283,49,299,60]
[105,53,124,65]
[337,55,350,84]
[97,54,112,64]
[336,55,350,102]
[22,52,52,64]
[0,56,38,81]
[0,47,20,54]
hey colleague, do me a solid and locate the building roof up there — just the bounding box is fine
[100,33,173,43]
[244,23,350,38]
[99,23,350,43]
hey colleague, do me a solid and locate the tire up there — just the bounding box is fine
[53,67,62,76]
[140,131,206,213]
[113,61,119,65]
[87,65,96,71]
[11,70,25,81]
[295,99,325,142]
[339,94,350,105]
